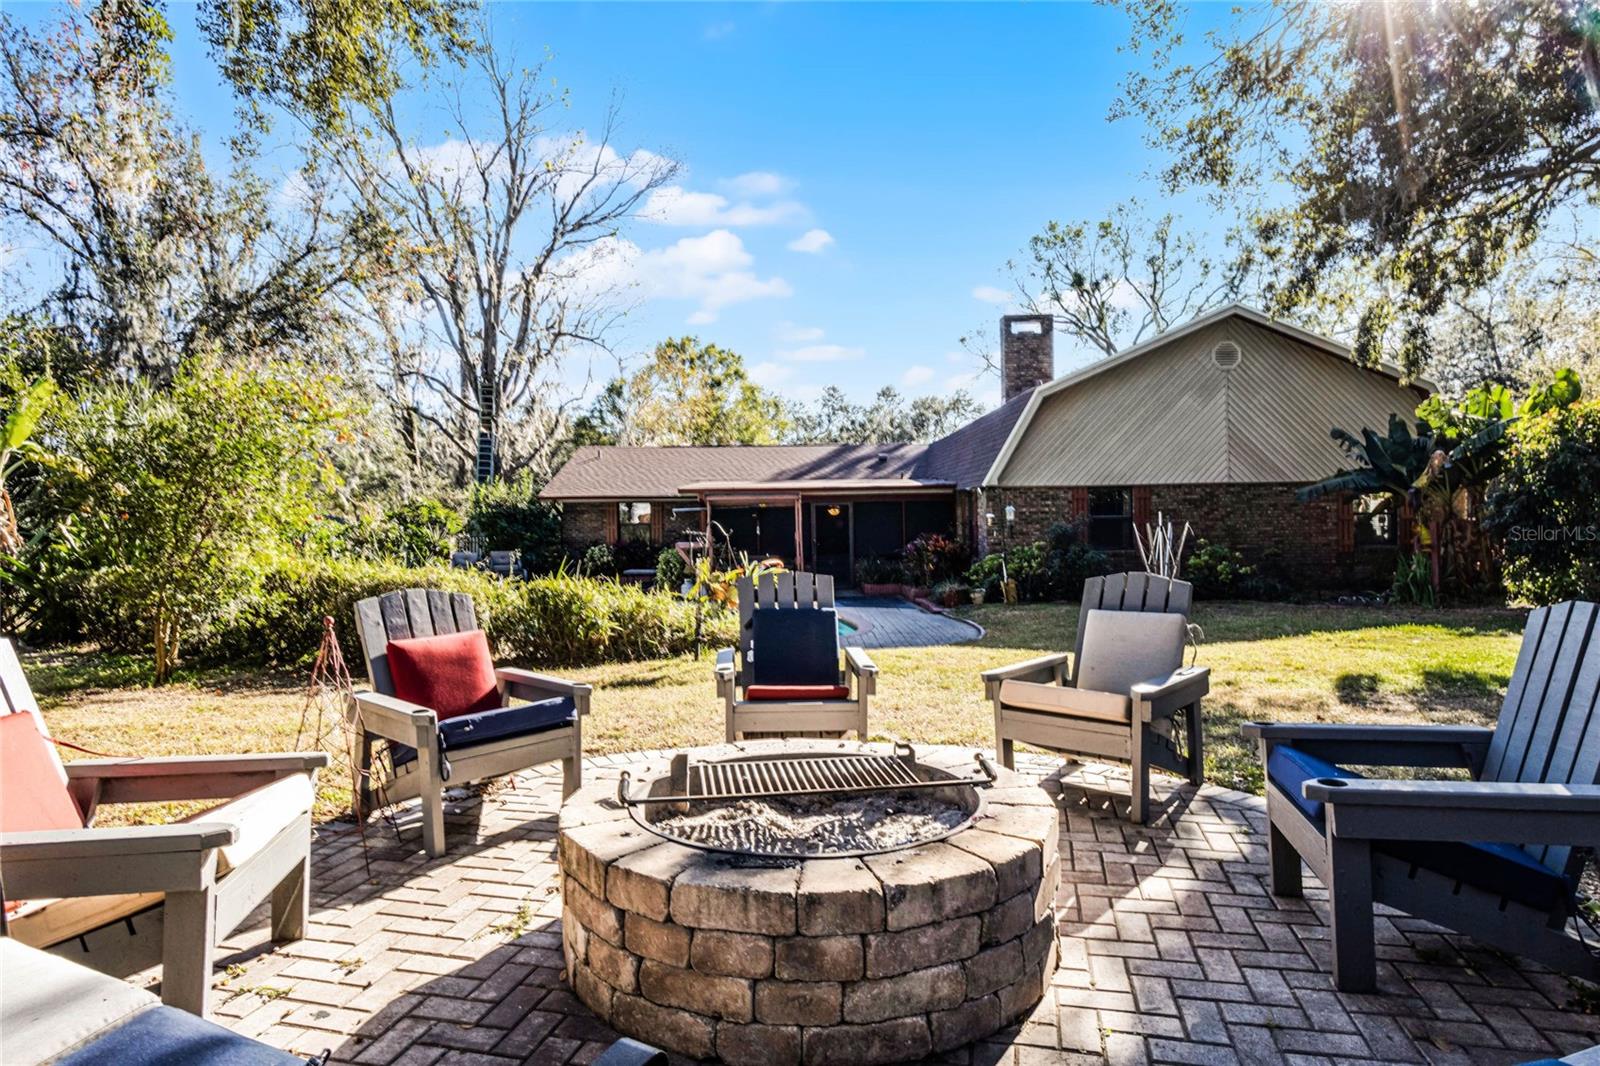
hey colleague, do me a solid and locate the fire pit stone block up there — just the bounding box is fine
[559,741,1061,1065]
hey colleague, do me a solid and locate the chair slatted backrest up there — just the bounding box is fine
[736,571,834,686]
[1071,573,1194,686]
[1480,601,1600,875]
[353,588,480,696]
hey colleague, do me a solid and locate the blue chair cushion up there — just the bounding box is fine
[1267,744,1571,914]
[57,1005,310,1065]
[749,608,841,687]
[390,696,577,767]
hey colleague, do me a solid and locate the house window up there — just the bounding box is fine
[1087,488,1134,551]
[1352,496,1396,547]
[617,502,653,544]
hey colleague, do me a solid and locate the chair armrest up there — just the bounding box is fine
[1,824,237,898]
[980,652,1071,699]
[0,823,238,859]
[714,648,737,699]
[843,646,877,675]
[497,667,593,714]
[62,752,329,807]
[352,690,437,742]
[63,753,328,780]
[1131,666,1209,718]
[1308,780,1600,845]
[1242,722,1493,770]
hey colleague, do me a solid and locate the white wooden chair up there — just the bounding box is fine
[715,571,876,742]
[983,572,1208,823]
[351,588,590,858]
[0,639,326,1017]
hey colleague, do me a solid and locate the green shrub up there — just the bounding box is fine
[655,546,687,592]
[466,474,564,574]
[579,542,616,576]
[208,558,733,669]
[1185,540,1258,600]
[902,534,969,587]
[1390,553,1437,607]
[1041,522,1112,599]
[1483,399,1600,603]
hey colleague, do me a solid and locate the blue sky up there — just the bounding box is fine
[9,1,1241,410]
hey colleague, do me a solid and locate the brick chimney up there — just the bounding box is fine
[1000,314,1054,402]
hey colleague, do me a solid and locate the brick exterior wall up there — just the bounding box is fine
[562,502,613,549]
[982,483,1399,591]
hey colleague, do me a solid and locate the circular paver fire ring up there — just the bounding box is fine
[557,740,1061,1065]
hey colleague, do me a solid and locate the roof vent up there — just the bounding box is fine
[873,452,890,465]
[1212,341,1242,369]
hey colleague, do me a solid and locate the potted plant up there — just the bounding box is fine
[969,587,986,605]
[931,579,966,608]
[856,555,905,598]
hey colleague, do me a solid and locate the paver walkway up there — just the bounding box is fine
[206,751,1600,1066]
[838,596,981,649]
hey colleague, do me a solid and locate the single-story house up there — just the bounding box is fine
[540,305,1430,588]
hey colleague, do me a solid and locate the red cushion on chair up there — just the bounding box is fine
[0,713,83,833]
[745,684,851,701]
[386,629,500,722]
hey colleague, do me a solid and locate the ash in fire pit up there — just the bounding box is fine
[652,791,969,856]
[618,742,992,858]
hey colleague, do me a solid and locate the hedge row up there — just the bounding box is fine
[209,559,736,669]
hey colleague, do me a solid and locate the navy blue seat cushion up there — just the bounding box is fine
[390,696,576,767]
[749,608,841,687]
[1267,745,1571,913]
[58,1005,310,1065]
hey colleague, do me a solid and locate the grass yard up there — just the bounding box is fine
[25,600,1527,826]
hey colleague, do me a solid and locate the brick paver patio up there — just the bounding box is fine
[202,750,1599,1066]
[838,597,982,649]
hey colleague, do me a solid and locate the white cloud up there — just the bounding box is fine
[902,365,935,386]
[972,285,1012,305]
[720,171,790,198]
[775,322,825,343]
[787,228,835,254]
[562,229,792,324]
[781,343,863,363]
[643,185,805,227]
[748,361,794,387]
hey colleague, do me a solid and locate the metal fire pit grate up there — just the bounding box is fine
[617,742,995,807]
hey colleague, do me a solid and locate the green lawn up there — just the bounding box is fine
[26,601,1526,825]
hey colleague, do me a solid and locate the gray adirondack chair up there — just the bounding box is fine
[982,572,1208,823]
[1245,599,1600,991]
[351,588,590,858]
[715,571,876,742]
[0,639,326,1017]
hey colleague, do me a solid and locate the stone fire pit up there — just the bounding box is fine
[557,740,1060,1065]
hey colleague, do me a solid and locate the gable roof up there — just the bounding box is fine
[981,304,1433,487]
[914,386,1034,489]
[539,442,936,501]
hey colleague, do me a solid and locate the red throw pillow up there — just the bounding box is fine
[0,713,83,833]
[387,629,501,722]
[745,684,851,701]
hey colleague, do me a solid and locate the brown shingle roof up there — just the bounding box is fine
[539,442,936,501]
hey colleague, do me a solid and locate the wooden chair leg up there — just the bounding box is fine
[994,699,1016,770]
[356,733,375,818]
[1327,834,1377,992]
[415,723,447,859]
[1185,703,1204,786]
[724,693,738,744]
[162,886,216,1016]
[1129,725,1151,824]
[1268,823,1303,898]
[563,715,583,798]
[270,848,311,942]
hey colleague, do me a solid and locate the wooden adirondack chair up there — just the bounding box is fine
[351,588,590,858]
[715,571,876,743]
[0,639,326,1017]
[1245,600,1600,991]
[982,572,1208,823]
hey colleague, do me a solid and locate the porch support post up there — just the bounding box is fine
[794,496,804,570]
